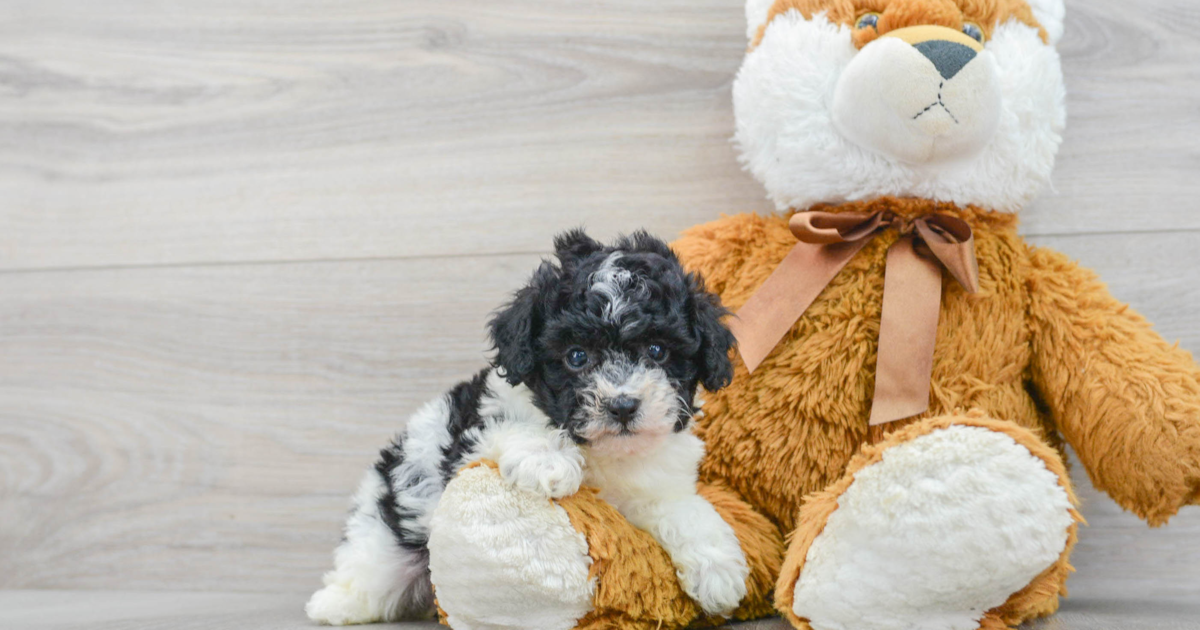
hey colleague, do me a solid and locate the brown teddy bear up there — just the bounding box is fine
[427,0,1200,629]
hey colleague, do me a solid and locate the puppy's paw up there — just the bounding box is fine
[306,582,375,626]
[678,554,749,617]
[501,452,583,499]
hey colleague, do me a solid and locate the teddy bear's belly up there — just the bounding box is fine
[693,229,1053,533]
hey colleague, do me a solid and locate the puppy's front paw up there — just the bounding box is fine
[501,453,583,499]
[678,555,749,617]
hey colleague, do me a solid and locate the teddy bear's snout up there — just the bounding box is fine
[885,25,985,81]
[830,24,999,166]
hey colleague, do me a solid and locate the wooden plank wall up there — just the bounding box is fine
[1,0,1198,597]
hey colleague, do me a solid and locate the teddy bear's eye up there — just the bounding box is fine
[962,22,985,43]
[856,13,880,30]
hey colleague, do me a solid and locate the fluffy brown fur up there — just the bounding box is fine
[670,197,1200,626]
[750,0,1046,49]
[677,199,1200,532]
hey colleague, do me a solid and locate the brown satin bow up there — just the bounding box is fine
[727,209,980,425]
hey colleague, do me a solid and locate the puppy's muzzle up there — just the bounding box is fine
[606,395,640,426]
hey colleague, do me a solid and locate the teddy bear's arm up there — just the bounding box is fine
[1027,245,1200,525]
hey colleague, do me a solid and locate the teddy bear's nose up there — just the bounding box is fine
[914,40,977,81]
[881,25,985,82]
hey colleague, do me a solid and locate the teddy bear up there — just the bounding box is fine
[425,0,1200,629]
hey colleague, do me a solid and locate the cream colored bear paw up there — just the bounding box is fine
[792,425,1075,630]
[428,464,595,630]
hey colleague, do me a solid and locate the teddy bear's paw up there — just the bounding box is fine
[429,463,595,630]
[791,424,1075,630]
[500,450,584,499]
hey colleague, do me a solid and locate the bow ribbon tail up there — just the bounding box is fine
[729,239,869,373]
[869,236,945,425]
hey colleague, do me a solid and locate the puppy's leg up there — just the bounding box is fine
[631,495,749,616]
[473,419,585,499]
[306,470,435,625]
[608,432,749,617]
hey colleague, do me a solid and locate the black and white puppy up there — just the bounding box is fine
[306,230,747,625]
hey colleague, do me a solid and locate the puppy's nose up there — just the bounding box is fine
[606,395,640,424]
[913,40,977,80]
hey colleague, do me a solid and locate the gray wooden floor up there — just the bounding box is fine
[1,0,1198,627]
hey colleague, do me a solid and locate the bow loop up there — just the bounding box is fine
[789,211,884,244]
[912,215,980,294]
[731,207,982,425]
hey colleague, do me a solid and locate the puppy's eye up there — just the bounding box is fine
[565,348,589,370]
[962,22,984,43]
[856,12,880,30]
[646,344,668,363]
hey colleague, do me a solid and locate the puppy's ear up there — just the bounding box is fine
[620,230,679,262]
[688,273,736,392]
[489,262,556,386]
[553,229,605,264]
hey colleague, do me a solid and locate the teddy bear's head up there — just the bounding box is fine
[734,0,1065,212]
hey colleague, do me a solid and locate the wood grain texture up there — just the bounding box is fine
[0,254,540,591]
[0,590,441,630]
[1,0,1198,619]
[1,0,1199,271]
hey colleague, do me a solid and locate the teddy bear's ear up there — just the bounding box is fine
[744,0,775,42]
[1025,0,1065,44]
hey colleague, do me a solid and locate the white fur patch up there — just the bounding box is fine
[392,395,454,544]
[589,252,645,324]
[1025,0,1066,44]
[429,464,595,630]
[470,371,586,498]
[306,471,436,624]
[306,395,454,625]
[472,417,586,499]
[575,358,748,615]
[733,14,1066,212]
[744,0,776,41]
[585,430,749,616]
[791,425,1074,630]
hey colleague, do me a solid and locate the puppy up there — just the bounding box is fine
[306,230,749,625]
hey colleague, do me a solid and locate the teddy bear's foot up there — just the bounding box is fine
[427,462,596,630]
[429,461,783,630]
[777,416,1081,630]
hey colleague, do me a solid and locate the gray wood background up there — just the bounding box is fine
[1,0,1198,624]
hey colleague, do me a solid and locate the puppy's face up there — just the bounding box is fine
[490,230,735,456]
